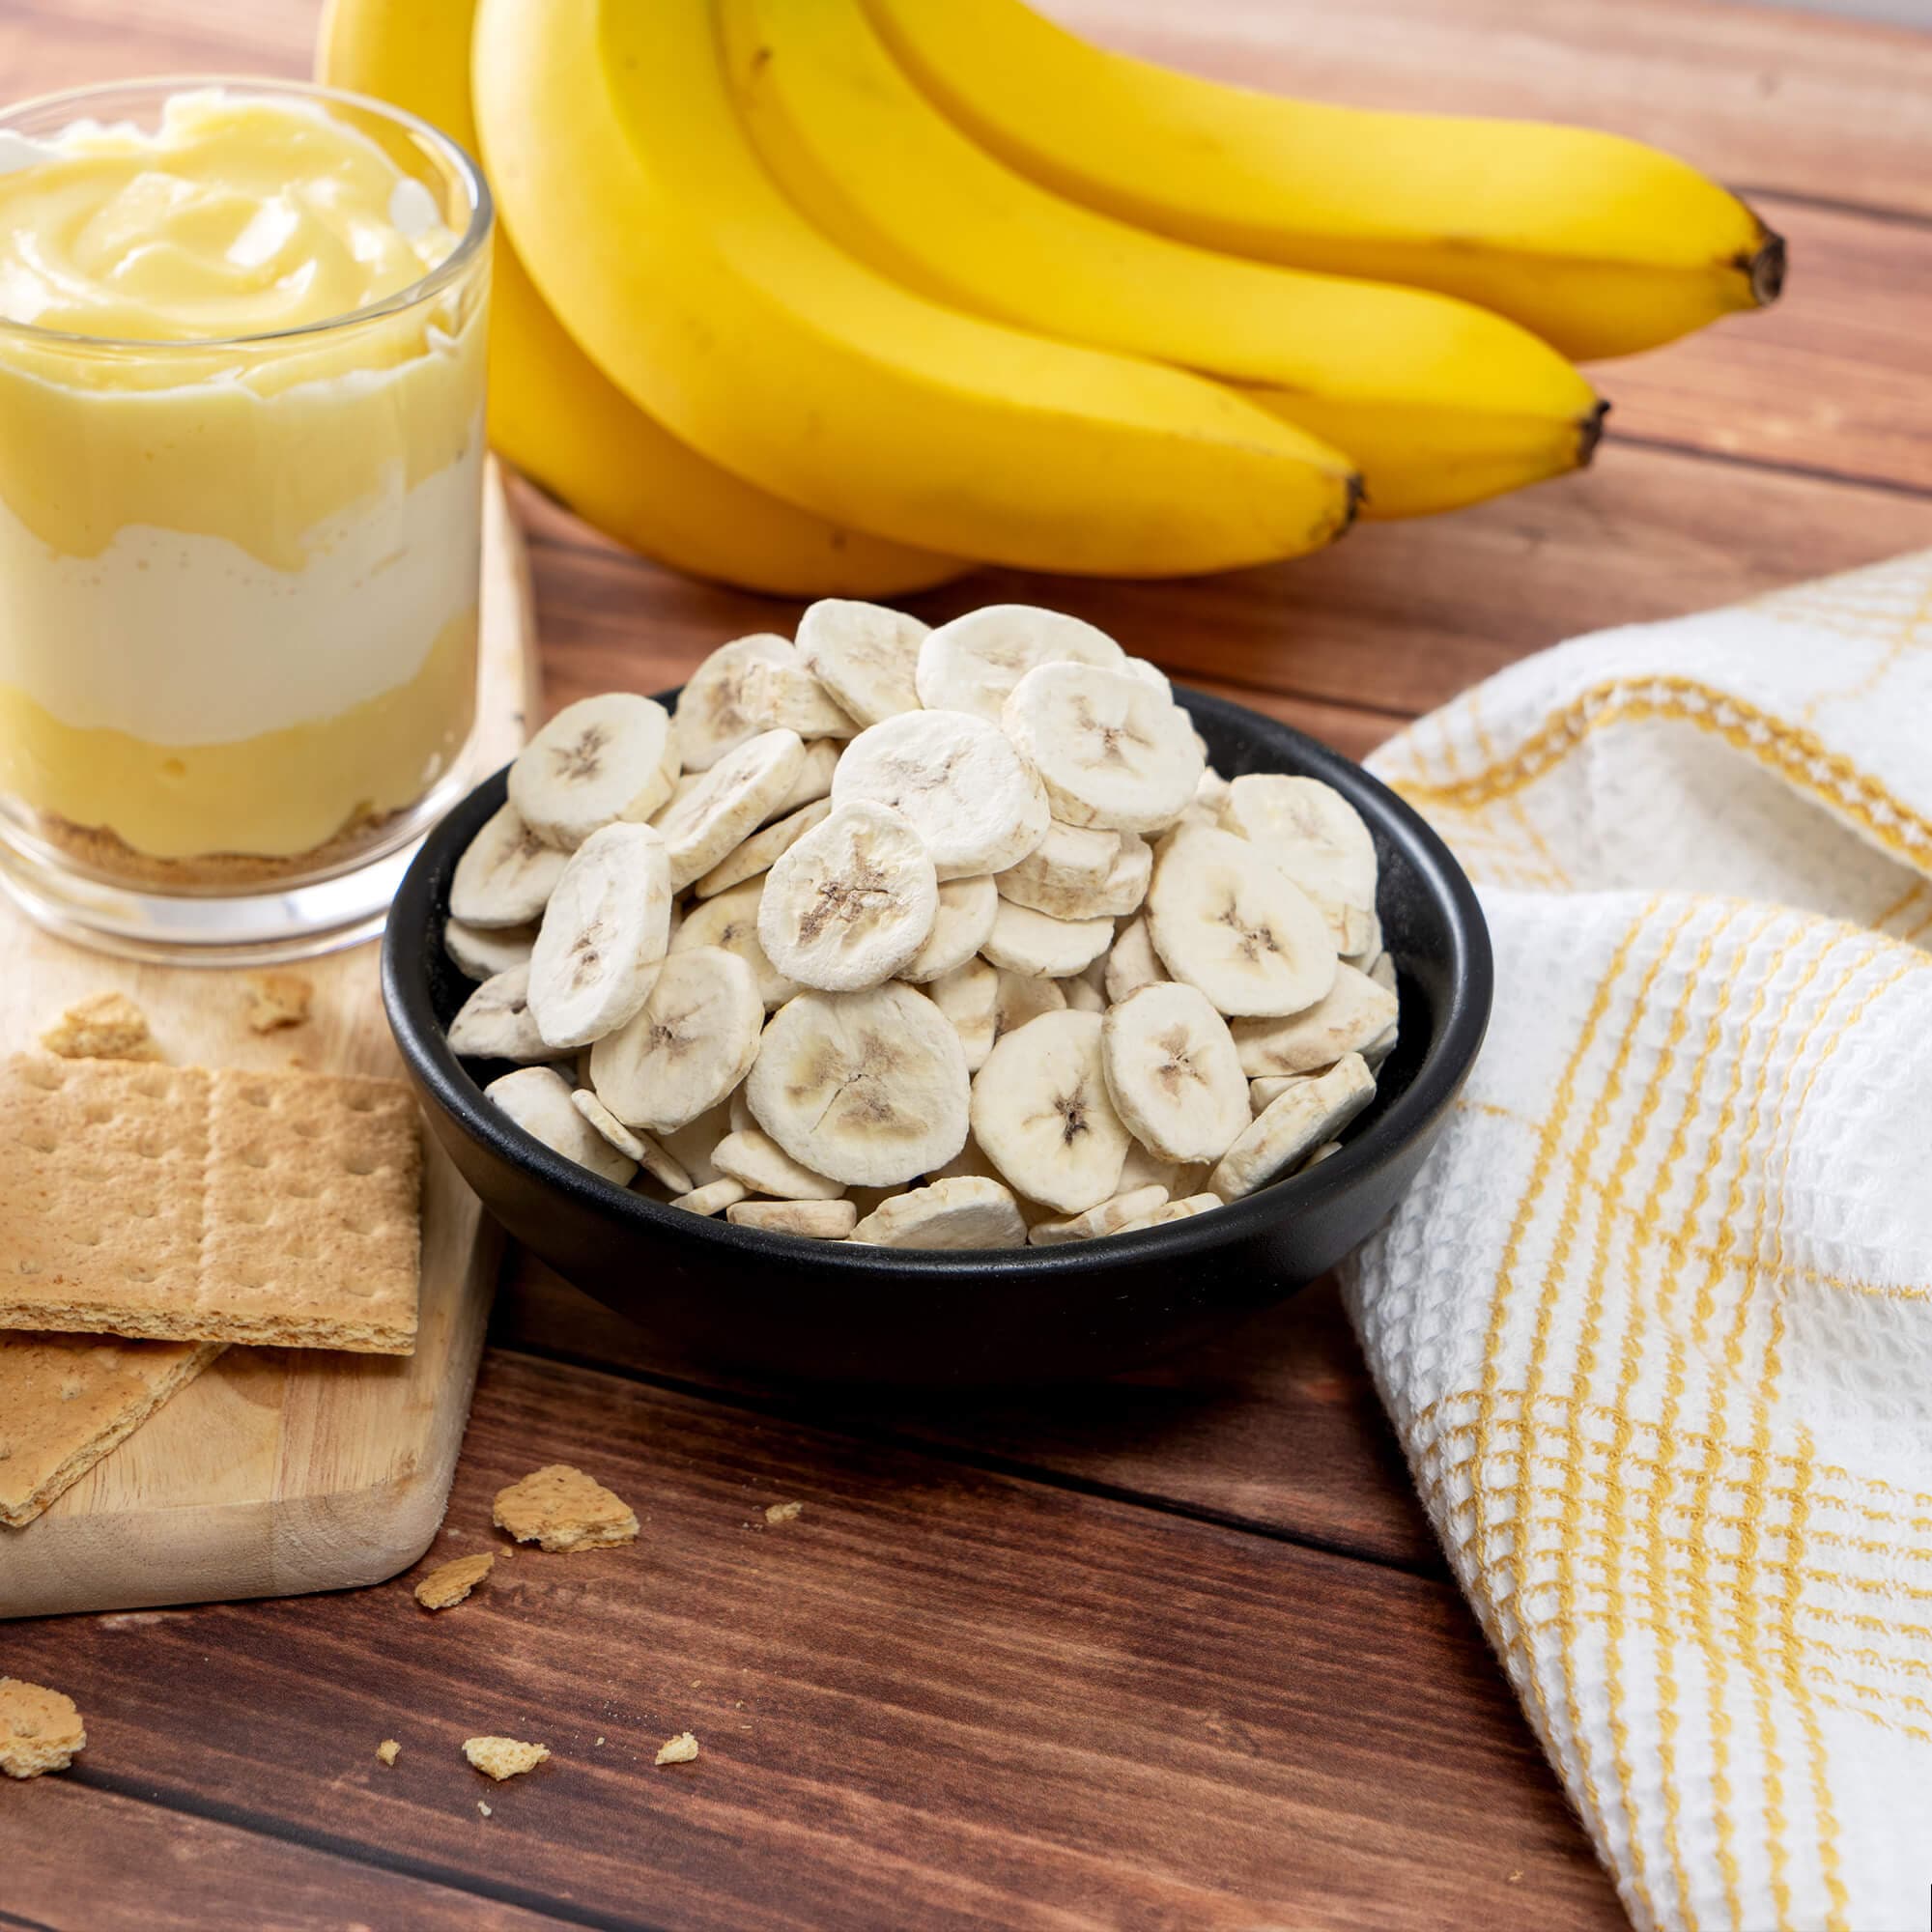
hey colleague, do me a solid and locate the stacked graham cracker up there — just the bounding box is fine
[0,997,423,1529]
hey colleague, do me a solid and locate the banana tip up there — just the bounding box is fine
[1577,400,1610,469]
[1746,229,1787,308]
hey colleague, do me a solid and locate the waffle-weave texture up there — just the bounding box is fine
[1351,550,1932,1931]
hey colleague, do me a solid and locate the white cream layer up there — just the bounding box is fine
[0,424,482,747]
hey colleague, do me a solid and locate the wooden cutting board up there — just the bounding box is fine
[0,467,536,1620]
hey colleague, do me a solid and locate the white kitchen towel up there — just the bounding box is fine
[1348,549,1932,1932]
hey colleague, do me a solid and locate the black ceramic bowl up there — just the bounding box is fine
[384,686,1491,1388]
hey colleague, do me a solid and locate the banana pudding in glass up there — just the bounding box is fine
[0,80,491,957]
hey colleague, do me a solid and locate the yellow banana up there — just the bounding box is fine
[866,0,1782,362]
[719,0,1602,519]
[315,0,964,596]
[472,0,1358,578]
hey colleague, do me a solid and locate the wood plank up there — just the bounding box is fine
[0,1781,568,1932]
[497,1263,1442,1572]
[524,442,1932,731]
[1050,0,1932,220]
[0,1350,1622,1932]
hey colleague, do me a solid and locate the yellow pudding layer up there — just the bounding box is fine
[0,87,488,871]
[0,610,476,864]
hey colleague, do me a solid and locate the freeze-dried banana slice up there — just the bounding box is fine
[1101,982,1251,1165]
[770,738,841,818]
[994,819,1120,917]
[748,982,970,1186]
[1118,1141,1209,1199]
[1195,769,1231,815]
[991,967,1067,1045]
[1146,826,1336,1019]
[670,1178,748,1216]
[1029,1183,1171,1246]
[1002,663,1205,833]
[1368,952,1397,996]
[1342,910,1383,970]
[831,709,1049,880]
[672,633,794,771]
[1209,1053,1376,1201]
[1105,915,1165,1004]
[1249,1074,1303,1112]
[729,1087,757,1135]
[1115,1192,1223,1233]
[653,729,807,891]
[914,604,1125,723]
[1218,774,1378,916]
[925,955,1000,1070]
[758,802,939,992]
[570,1090,694,1195]
[671,877,799,1009]
[1093,835,1152,919]
[486,1065,637,1186]
[1230,962,1400,1078]
[737,655,862,738]
[588,946,762,1134]
[444,916,537,982]
[795,599,929,726]
[847,1177,1026,1249]
[1057,972,1105,1012]
[981,900,1114,980]
[447,964,558,1065]
[693,798,832,899]
[901,876,999,983]
[658,1097,734,1190]
[449,803,570,928]
[726,1199,859,1239]
[970,1009,1132,1215]
[712,1128,844,1201]
[526,823,672,1050]
[1362,1021,1400,1073]
[509,693,677,851]
[1301,1141,1344,1172]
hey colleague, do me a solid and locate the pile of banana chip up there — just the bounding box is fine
[440,604,1398,1248]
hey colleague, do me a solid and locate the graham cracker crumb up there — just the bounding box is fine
[477,1799,492,1817]
[245,972,312,1035]
[464,1735,549,1780]
[764,1500,803,1525]
[0,1677,86,1778]
[655,1731,699,1767]
[414,1551,494,1610]
[40,991,160,1063]
[492,1463,638,1553]
[377,1739,401,1766]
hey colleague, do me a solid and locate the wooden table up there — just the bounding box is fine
[5,3,1930,1926]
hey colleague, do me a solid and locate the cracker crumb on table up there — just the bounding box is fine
[493,1463,638,1552]
[244,971,312,1034]
[377,1739,401,1766]
[655,1731,699,1767]
[764,1500,803,1525]
[0,1676,86,1778]
[414,1551,494,1610]
[464,1735,549,1780]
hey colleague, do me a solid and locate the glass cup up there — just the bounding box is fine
[0,77,492,963]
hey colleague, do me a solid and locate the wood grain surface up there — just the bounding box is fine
[4,0,1928,1925]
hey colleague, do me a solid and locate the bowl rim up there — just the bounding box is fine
[383,684,1492,1275]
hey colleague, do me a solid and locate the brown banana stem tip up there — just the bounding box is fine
[1747,228,1787,308]
[1577,399,1610,469]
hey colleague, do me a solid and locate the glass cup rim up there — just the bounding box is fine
[0,73,493,354]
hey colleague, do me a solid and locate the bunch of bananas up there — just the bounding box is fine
[319,0,1782,595]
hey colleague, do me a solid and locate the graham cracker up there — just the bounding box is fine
[39,990,161,1063]
[0,1331,225,1527]
[415,1551,494,1610]
[493,1463,639,1552]
[0,1054,421,1352]
[0,1678,85,1777]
